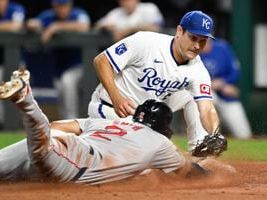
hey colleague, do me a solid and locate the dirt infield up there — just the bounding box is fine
[0,161,266,200]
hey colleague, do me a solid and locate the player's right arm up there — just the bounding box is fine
[26,10,49,32]
[93,53,136,117]
[150,138,209,177]
[0,4,25,32]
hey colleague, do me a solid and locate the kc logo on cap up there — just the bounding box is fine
[202,18,211,30]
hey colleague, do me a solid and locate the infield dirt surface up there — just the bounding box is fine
[0,161,266,200]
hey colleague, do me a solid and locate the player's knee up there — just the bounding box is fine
[61,67,82,87]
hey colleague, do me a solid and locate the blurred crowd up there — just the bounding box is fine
[0,0,252,138]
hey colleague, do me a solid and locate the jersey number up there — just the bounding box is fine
[91,125,127,141]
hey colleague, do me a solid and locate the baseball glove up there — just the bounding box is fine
[191,129,227,157]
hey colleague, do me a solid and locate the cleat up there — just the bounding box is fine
[0,68,31,103]
[11,67,30,83]
[0,78,25,100]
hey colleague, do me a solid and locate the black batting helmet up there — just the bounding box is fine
[133,99,173,139]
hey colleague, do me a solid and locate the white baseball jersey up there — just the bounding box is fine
[97,3,164,29]
[94,31,212,110]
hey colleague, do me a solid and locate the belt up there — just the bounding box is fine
[100,100,113,108]
[71,167,87,181]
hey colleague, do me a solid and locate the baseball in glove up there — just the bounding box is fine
[191,126,227,157]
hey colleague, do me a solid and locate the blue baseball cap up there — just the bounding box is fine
[51,0,72,4]
[180,11,215,39]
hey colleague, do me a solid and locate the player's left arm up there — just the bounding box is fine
[50,120,82,136]
[191,58,219,133]
[48,21,90,33]
[0,21,23,31]
[196,99,220,134]
[191,101,227,157]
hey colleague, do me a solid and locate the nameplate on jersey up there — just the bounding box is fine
[137,67,189,96]
[115,43,127,55]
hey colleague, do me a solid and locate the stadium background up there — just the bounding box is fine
[0,1,267,199]
[1,0,267,134]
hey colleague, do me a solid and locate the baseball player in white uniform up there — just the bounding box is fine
[0,69,208,184]
[88,10,221,152]
[96,0,164,41]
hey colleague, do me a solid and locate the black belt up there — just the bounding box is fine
[100,100,113,108]
[71,167,87,181]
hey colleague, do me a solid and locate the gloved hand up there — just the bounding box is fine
[191,132,227,157]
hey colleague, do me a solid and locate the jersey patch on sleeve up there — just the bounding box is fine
[200,84,211,95]
[115,43,127,55]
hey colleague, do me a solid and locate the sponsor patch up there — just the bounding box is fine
[115,43,127,55]
[200,84,211,95]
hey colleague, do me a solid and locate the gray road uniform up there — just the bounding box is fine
[0,91,185,184]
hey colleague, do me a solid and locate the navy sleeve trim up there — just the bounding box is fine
[194,96,213,100]
[105,50,121,73]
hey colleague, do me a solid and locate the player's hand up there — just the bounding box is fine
[221,85,239,98]
[112,96,137,118]
[211,78,225,91]
[191,132,227,157]
[41,23,59,43]
[27,19,42,32]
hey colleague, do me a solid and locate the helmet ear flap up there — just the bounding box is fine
[133,99,174,138]
[133,105,145,123]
